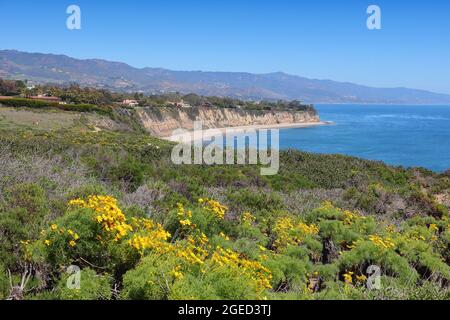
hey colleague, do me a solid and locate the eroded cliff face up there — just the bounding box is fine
[135,107,320,137]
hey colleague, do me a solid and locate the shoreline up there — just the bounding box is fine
[162,121,331,143]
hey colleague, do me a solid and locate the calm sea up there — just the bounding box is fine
[279,104,450,172]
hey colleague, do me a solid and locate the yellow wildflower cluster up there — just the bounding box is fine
[128,218,171,255]
[273,217,294,249]
[321,201,335,209]
[343,271,354,285]
[298,222,319,235]
[46,223,80,247]
[369,235,395,249]
[401,229,429,243]
[69,195,132,241]
[67,229,80,247]
[343,210,361,225]
[170,265,184,280]
[273,217,319,249]
[386,225,397,233]
[320,201,365,226]
[211,246,272,291]
[219,232,230,241]
[241,212,256,224]
[177,203,195,228]
[343,271,367,286]
[199,198,227,219]
[57,195,273,296]
[356,274,367,283]
[175,241,209,265]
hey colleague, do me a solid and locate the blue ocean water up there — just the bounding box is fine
[280,105,450,172]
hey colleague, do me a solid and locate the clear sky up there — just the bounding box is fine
[1,0,449,94]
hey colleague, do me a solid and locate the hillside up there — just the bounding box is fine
[2,50,450,104]
[0,103,448,300]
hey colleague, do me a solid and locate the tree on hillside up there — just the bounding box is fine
[0,79,26,96]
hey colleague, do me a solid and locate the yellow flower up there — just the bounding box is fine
[51,224,58,231]
[170,266,184,279]
[343,271,354,285]
[69,195,132,241]
[69,240,76,247]
[369,235,395,249]
[44,240,51,246]
[219,232,230,241]
[180,219,192,227]
[199,198,227,219]
[242,212,256,224]
[356,275,367,283]
[272,217,319,250]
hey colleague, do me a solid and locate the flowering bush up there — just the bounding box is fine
[17,194,449,300]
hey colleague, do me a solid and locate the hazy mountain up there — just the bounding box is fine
[1,49,450,104]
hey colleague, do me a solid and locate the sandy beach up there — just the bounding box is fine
[163,121,331,143]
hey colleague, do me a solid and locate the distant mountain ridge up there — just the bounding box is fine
[1,49,450,104]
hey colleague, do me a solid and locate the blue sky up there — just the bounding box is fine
[1,0,449,94]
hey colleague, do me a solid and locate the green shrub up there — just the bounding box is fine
[0,98,111,115]
[226,188,284,213]
[56,268,112,300]
[169,265,262,300]
[121,254,180,300]
[0,183,48,267]
[0,265,9,300]
[109,157,148,192]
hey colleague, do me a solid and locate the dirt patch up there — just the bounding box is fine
[435,193,450,207]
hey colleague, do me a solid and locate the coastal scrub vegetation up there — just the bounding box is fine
[0,79,315,112]
[0,96,448,300]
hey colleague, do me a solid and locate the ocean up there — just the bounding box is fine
[279,104,450,172]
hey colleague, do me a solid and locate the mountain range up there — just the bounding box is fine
[1,49,450,104]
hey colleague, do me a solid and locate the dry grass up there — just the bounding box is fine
[0,147,94,203]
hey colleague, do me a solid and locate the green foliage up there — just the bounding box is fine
[264,251,311,290]
[0,183,48,268]
[0,79,26,96]
[123,253,263,300]
[0,98,111,115]
[0,265,9,300]
[169,265,261,300]
[121,254,180,300]
[56,268,112,300]
[31,207,105,267]
[109,157,148,192]
[226,188,285,213]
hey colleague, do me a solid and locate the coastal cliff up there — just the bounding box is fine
[135,107,320,137]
